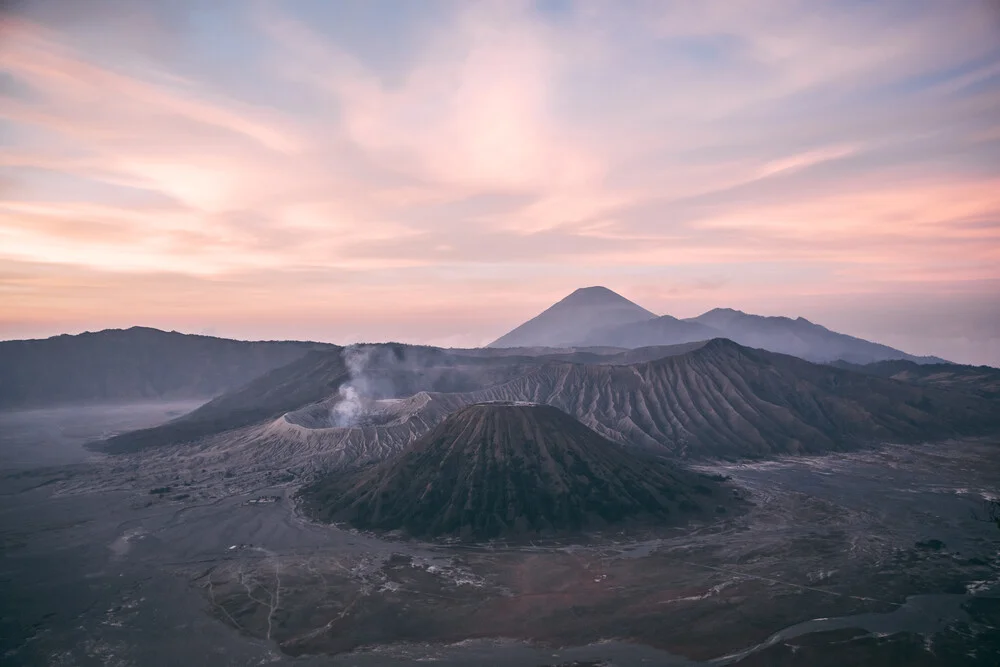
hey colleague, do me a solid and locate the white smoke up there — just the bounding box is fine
[331,345,373,427]
[327,343,490,427]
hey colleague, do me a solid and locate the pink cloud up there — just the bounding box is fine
[0,2,998,362]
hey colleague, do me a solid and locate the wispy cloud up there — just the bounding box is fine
[0,0,998,361]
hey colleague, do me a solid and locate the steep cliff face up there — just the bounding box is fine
[300,403,731,540]
[466,339,993,458]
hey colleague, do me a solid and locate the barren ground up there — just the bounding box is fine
[1,404,998,666]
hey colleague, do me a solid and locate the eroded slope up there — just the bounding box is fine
[300,403,732,539]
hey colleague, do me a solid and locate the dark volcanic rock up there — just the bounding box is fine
[300,403,730,540]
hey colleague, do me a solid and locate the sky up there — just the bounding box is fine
[0,0,998,365]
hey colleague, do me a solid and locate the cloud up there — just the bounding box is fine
[0,0,998,362]
[0,18,303,152]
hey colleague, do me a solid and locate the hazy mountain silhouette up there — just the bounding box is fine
[0,327,332,409]
[5,289,947,412]
[684,308,948,364]
[582,314,718,348]
[299,402,733,540]
[488,286,655,348]
[489,287,945,364]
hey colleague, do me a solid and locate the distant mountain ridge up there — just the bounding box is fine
[684,308,948,365]
[1,288,950,411]
[0,327,333,409]
[581,313,718,349]
[489,288,947,365]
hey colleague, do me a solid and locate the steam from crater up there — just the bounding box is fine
[327,344,522,428]
[331,345,373,427]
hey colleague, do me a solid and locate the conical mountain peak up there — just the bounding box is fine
[558,286,637,307]
[488,286,656,348]
[300,402,732,540]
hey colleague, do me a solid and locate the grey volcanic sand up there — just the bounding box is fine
[0,400,204,469]
[1,404,998,666]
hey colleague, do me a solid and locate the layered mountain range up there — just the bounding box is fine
[11,291,993,544]
[7,286,994,484]
[489,286,947,364]
[93,339,998,470]
[2,287,951,413]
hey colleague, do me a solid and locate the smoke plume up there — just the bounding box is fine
[331,345,373,427]
[327,343,508,427]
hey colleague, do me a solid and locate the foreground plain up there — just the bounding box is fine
[1,403,998,666]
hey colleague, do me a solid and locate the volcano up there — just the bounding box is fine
[488,286,655,348]
[299,402,732,540]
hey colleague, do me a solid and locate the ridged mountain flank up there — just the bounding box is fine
[464,339,999,459]
[488,286,656,348]
[299,403,733,540]
[95,340,999,468]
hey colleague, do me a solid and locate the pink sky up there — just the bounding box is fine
[1,1,998,364]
